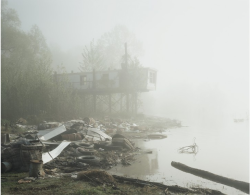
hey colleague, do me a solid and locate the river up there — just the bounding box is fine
[109,119,249,195]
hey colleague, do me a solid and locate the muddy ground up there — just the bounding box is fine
[1,171,224,195]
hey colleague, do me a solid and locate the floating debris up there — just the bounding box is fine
[178,138,198,154]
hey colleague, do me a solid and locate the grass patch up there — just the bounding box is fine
[1,172,166,195]
[1,171,224,195]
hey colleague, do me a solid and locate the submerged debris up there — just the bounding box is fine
[178,138,198,154]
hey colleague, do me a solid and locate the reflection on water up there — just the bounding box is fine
[110,143,159,179]
[109,120,249,195]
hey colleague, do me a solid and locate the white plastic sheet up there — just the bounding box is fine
[39,125,66,141]
[87,128,112,140]
[42,141,71,164]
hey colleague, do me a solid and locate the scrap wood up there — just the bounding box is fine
[171,161,249,194]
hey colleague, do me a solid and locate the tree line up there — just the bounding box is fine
[1,1,143,122]
[1,1,82,122]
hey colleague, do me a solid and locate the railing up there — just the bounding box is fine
[67,79,118,90]
[66,78,153,92]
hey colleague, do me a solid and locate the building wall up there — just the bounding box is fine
[55,68,156,92]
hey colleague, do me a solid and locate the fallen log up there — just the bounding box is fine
[171,161,249,194]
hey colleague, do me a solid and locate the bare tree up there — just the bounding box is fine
[79,40,105,72]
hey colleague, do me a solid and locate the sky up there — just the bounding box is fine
[6,0,249,123]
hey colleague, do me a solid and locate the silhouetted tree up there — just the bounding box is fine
[79,25,144,71]
[79,40,104,72]
[1,1,83,121]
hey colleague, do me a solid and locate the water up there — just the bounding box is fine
[109,119,249,195]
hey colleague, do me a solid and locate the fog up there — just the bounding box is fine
[7,0,249,124]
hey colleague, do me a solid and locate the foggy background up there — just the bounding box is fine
[7,0,249,125]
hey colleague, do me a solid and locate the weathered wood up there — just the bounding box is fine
[171,161,249,194]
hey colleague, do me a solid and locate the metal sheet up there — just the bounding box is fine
[42,141,71,164]
[39,125,66,141]
[37,128,56,137]
[88,128,112,140]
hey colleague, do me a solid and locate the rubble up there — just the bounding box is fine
[37,122,60,130]
[1,115,175,174]
[16,118,28,125]
[112,134,135,150]
[1,141,43,172]
[61,133,83,141]
[5,116,226,195]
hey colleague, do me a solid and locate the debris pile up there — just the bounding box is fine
[1,139,43,172]
[1,115,175,175]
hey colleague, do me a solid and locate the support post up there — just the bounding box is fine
[126,93,129,113]
[93,94,96,114]
[93,69,96,115]
[120,94,123,112]
[109,94,111,114]
[83,94,86,115]
[134,93,137,115]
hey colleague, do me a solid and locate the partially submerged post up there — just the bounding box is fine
[93,68,96,115]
